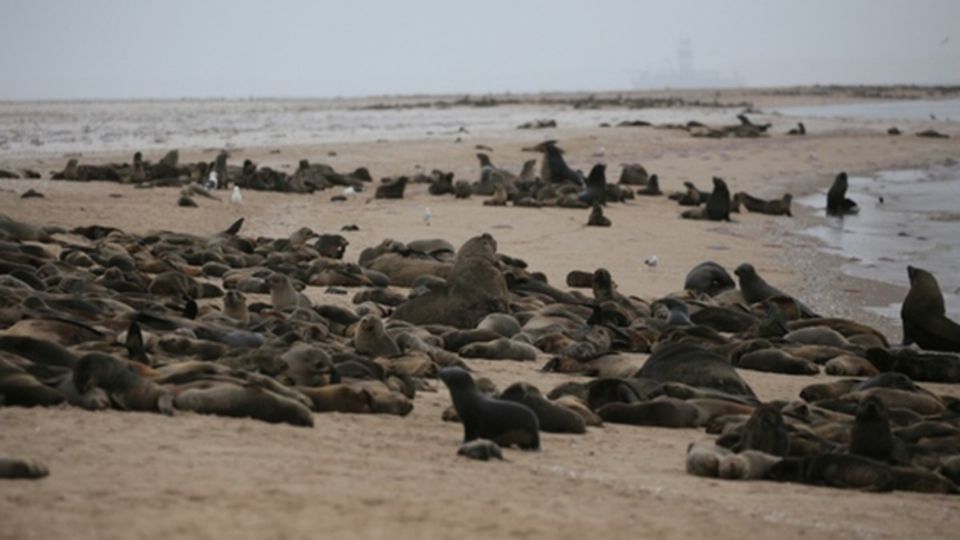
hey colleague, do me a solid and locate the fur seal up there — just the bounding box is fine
[223,290,249,324]
[299,384,372,413]
[825,355,878,377]
[826,172,859,215]
[173,381,313,426]
[458,439,504,461]
[0,457,49,479]
[787,122,806,136]
[586,202,611,227]
[268,273,311,310]
[639,342,756,397]
[499,382,586,434]
[354,315,401,357]
[374,176,408,199]
[0,355,65,406]
[73,353,172,414]
[459,338,538,361]
[900,266,960,352]
[524,140,584,186]
[681,177,730,221]
[578,164,607,205]
[635,174,662,196]
[736,192,792,216]
[482,183,508,206]
[718,450,781,480]
[734,263,817,318]
[619,163,649,185]
[735,349,819,375]
[683,261,736,296]
[735,405,790,456]
[686,442,731,477]
[597,398,700,428]
[768,454,894,491]
[438,367,540,450]
[849,395,896,462]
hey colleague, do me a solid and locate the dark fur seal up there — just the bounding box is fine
[635,174,662,196]
[0,457,49,479]
[826,172,859,215]
[849,395,895,462]
[499,382,586,434]
[578,164,607,205]
[524,140,584,186]
[596,398,700,428]
[174,381,313,427]
[680,177,731,221]
[375,176,408,199]
[735,405,790,456]
[734,263,817,318]
[900,265,960,352]
[438,367,540,450]
[639,342,756,397]
[683,261,736,296]
[73,353,172,414]
[736,192,792,216]
[586,202,611,227]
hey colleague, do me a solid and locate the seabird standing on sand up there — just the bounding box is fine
[231,186,243,205]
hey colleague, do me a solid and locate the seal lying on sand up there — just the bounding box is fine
[439,367,540,450]
[900,265,960,352]
[734,263,817,318]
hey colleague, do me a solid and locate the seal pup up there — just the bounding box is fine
[438,367,540,450]
[826,172,858,215]
[586,202,611,227]
[458,439,504,461]
[686,442,732,477]
[718,450,781,480]
[900,265,960,352]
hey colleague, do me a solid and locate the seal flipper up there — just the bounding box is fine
[222,217,244,236]
[125,321,150,365]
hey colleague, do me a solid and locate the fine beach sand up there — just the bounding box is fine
[1,87,960,539]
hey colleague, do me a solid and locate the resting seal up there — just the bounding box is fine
[438,367,540,450]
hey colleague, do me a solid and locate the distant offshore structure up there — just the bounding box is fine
[631,39,744,89]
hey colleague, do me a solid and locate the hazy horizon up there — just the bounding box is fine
[1,0,958,101]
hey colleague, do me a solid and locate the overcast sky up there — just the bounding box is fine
[0,0,957,100]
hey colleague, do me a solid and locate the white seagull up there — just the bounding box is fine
[422,207,432,226]
[205,170,218,191]
[644,255,659,268]
[230,186,243,205]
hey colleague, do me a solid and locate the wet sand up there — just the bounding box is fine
[1,87,960,539]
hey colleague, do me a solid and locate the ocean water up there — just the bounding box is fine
[0,100,740,157]
[798,165,960,322]
[777,98,960,123]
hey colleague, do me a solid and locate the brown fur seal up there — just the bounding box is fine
[459,338,538,361]
[587,202,611,226]
[0,355,65,406]
[173,381,313,426]
[735,405,790,456]
[267,273,311,310]
[354,315,401,357]
[718,450,781,480]
[640,343,756,398]
[849,395,895,462]
[0,457,49,479]
[298,384,372,413]
[374,176,407,199]
[736,192,792,216]
[619,163,649,185]
[482,183,508,206]
[597,398,700,428]
[826,172,859,215]
[681,177,731,221]
[73,353,172,414]
[500,382,586,434]
[223,290,249,324]
[900,265,960,352]
[686,442,732,477]
[392,234,510,329]
[768,454,894,491]
[734,263,817,318]
[439,367,540,450]
[825,355,878,377]
[735,349,819,375]
[635,174,662,195]
[458,439,504,461]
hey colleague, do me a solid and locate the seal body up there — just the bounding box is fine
[439,367,540,450]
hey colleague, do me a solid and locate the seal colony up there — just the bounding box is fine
[2,189,960,496]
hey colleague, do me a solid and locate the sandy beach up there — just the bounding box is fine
[2,86,960,539]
